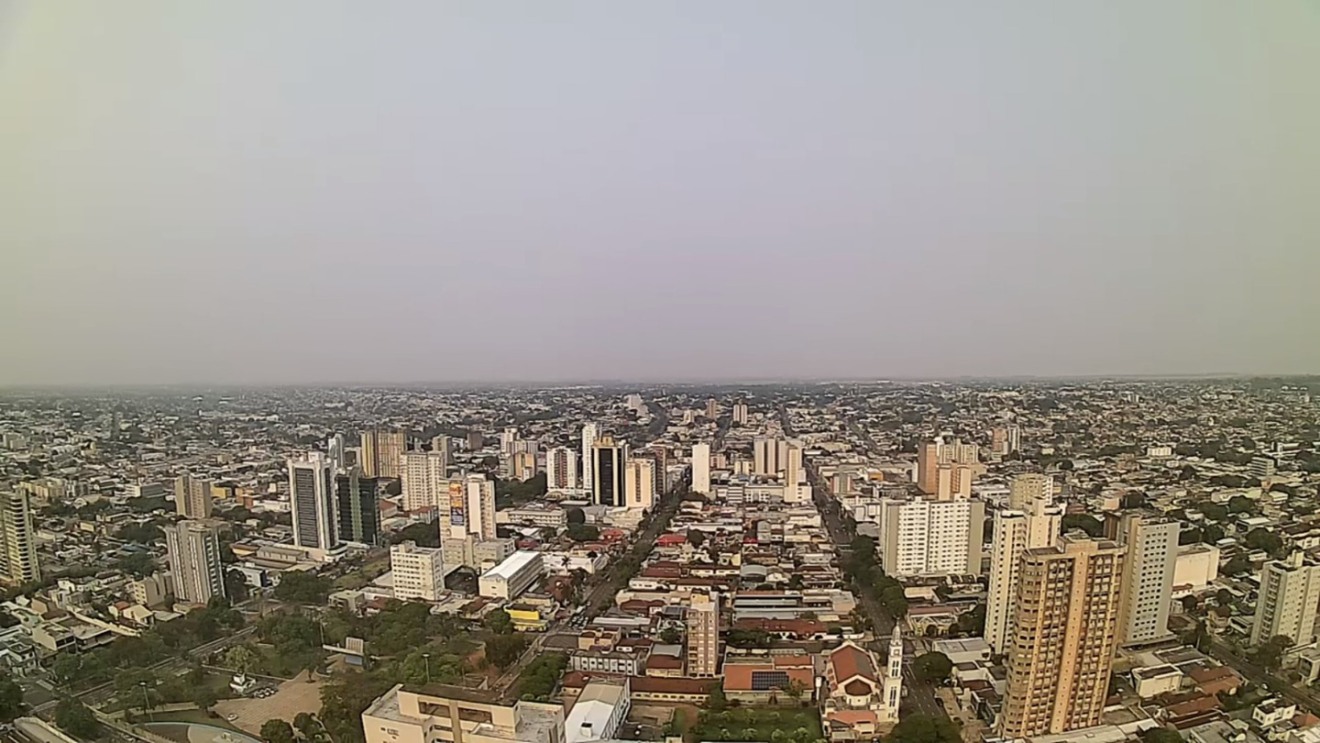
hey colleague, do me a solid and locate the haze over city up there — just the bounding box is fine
[2,2,1318,386]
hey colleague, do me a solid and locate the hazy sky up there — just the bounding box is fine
[2,2,1318,385]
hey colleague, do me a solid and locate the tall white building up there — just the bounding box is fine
[1009,474,1054,511]
[164,520,225,605]
[0,491,40,584]
[1109,512,1179,646]
[985,498,1063,653]
[401,451,449,512]
[390,541,446,602]
[878,497,985,577]
[173,475,214,519]
[288,452,339,558]
[753,437,789,477]
[1251,552,1320,646]
[440,474,497,544]
[500,427,520,456]
[731,403,749,426]
[580,423,599,491]
[785,444,803,485]
[880,626,903,724]
[686,591,720,677]
[546,446,578,492]
[691,443,711,495]
[625,458,655,511]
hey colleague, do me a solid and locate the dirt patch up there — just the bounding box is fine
[213,677,324,734]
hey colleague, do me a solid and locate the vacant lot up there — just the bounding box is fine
[213,677,324,734]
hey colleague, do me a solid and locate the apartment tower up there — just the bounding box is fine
[1107,512,1178,646]
[1000,537,1125,739]
[546,446,578,492]
[1251,552,1320,647]
[288,452,339,557]
[174,475,214,519]
[0,491,40,584]
[580,423,599,491]
[687,591,720,677]
[691,443,711,495]
[336,466,381,546]
[625,458,655,511]
[361,429,406,479]
[164,520,225,605]
[985,497,1063,654]
[591,437,627,508]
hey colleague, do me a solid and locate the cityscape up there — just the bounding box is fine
[0,380,1316,743]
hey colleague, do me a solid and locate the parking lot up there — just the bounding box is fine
[213,677,324,735]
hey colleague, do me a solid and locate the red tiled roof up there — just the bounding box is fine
[630,676,718,695]
[647,655,684,670]
[844,679,873,696]
[723,662,815,692]
[829,643,877,683]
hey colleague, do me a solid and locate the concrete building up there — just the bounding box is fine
[362,684,564,743]
[361,429,406,479]
[878,497,985,577]
[1251,552,1320,646]
[753,437,789,477]
[686,591,719,677]
[173,475,213,519]
[985,498,1063,654]
[580,423,599,491]
[479,551,544,601]
[590,437,626,508]
[1173,544,1221,595]
[390,541,446,602]
[163,520,225,605]
[1107,512,1178,646]
[785,444,803,486]
[821,629,903,740]
[288,452,339,559]
[0,491,39,584]
[336,466,381,546]
[625,458,655,511]
[1249,455,1278,480]
[440,475,497,569]
[1009,473,1054,511]
[401,451,449,512]
[1000,537,1126,739]
[915,437,980,499]
[691,443,711,495]
[546,446,578,492]
[731,403,749,426]
[564,679,630,743]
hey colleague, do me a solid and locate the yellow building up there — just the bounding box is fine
[506,606,549,632]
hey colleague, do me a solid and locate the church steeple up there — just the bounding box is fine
[880,626,903,722]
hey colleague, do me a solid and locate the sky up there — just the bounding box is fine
[2,2,1319,386]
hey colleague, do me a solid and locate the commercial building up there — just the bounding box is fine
[625,458,655,511]
[546,446,578,492]
[362,684,564,743]
[591,437,626,508]
[390,541,446,602]
[686,591,720,677]
[1173,544,1220,595]
[1000,537,1126,739]
[502,504,567,529]
[1251,552,1320,647]
[164,520,225,605]
[985,498,1063,654]
[336,466,381,546]
[580,423,599,491]
[1249,455,1277,480]
[440,475,497,569]
[0,491,40,584]
[479,551,544,601]
[878,497,985,577]
[564,679,630,743]
[173,475,213,519]
[401,451,449,512]
[288,452,339,559]
[691,443,711,495]
[361,429,406,479]
[1107,512,1178,646]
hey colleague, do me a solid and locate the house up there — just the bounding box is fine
[722,653,815,703]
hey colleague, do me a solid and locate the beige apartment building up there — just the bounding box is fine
[1000,536,1126,739]
[362,684,564,743]
[174,475,214,519]
[362,429,406,479]
[686,591,720,677]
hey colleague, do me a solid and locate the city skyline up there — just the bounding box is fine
[2,2,1318,385]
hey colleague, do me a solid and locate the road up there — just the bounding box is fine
[1205,638,1320,716]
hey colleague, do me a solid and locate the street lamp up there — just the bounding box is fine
[422,653,431,684]
[139,681,152,721]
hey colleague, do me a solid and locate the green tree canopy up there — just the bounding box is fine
[260,719,297,743]
[887,714,960,743]
[912,652,953,683]
[0,672,23,722]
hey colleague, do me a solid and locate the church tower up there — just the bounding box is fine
[880,625,903,723]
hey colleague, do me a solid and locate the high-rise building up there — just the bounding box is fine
[328,434,347,473]
[1001,537,1125,739]
[440,475,497,546]
[705,399,718,419]
[1006,424,1022,453]
[753,437,789,477]
[649,444,670,495]
[1249,455,1278,480]
[916,437,981,500]
[591,437,626,508]
[546,447,578,492]
[1009,473,1054,511]
[990,425,1022,457]
[878,497,985,577]
[163,520,225,605]
[985,499,1063,653]
[509,449,538,481]
[466,430,484,451]
[1251,552,1320,647]
[390,541,446,602]
[0,491,40,584]
[361,429,406,479]
[625,458,655,511]
[431,435,454,458]
[731,403,749,426]
[288,452,338,557]
[401,451,449,512]
[580,423,599,491]
[691,443,711,495]
[687,591,720,677]
[336,467,381,546]
[1107,512,1178,646]
[784,444,803,486]
[500,427,520,456]
[173,475,214,519]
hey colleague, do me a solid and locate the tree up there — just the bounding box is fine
[0,673,23,722]
[566,524,600,542]
[1216,588,1234,608]
[261,719,298,743]
[912,652,953,684]
[1202,523,1226,544]
[887,713,960,743]
[390,522,440,548]
[55,698,101,740]
[1228,495,1257,514]
[1245,528,1284,557]
[1253,635,1294,670]
[1199,503,1229,522]
[566,508,586,525]
[294,712,326,743]
[274,572,332,604]
[1179,595,1200,614]
[226,644,262,674]
[226,569,251,603]
[660,627,682,644]
[706,685,728,712]
[319,672,395,743]
[1060,514,1103,538]
[1139,728,1184,743]
[484,609,514,635]
[116,551,157,579]
[485,634,529,669]
[115,522,164,544]
[687,530,706,547]
[1223,555,1252,576]
[193,686,218,714]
